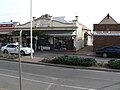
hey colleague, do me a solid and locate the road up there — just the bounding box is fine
[0,60,120,90]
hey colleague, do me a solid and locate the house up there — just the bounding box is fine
[16,14,91,51]
[93,14,120,52]
[0,21,19,46]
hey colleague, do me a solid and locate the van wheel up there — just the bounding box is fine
[103,53,107,58]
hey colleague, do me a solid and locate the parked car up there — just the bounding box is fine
[96,46,120,58]
[1,43,34,55]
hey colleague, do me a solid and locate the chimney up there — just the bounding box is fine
[75,16,78,21]
[33,17,36,21]
[107,13,110,19]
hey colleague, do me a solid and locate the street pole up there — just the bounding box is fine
[30,0,33,59]
[18,30,22,90]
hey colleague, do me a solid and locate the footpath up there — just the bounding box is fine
[13,55,120,73]
[19,45,95,63]
[1,46,120,72]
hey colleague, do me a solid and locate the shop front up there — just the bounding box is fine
[36,36,74,51]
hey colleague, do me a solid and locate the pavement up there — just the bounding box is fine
[1,45,120,72]
[35,45,95,56]
[19,45,95,62]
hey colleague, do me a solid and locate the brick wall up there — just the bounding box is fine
[94,24,120,31]
[93,36,120,51]
[93,24,120,52]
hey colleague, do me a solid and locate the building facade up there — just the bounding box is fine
[15,14,91,51]
[93,14,120,51]
[0,21,19,47]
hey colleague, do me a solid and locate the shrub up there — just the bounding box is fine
[49,55,97,67]
[1,54,19,59]
[80,58,97,67]
[108,59,120,69]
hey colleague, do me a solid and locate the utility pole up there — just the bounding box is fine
[30,0,33,59]
[18,30,22,90]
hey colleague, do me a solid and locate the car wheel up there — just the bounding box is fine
[20,51,25,56]
[3,50,8,54]
[102,53,107,58]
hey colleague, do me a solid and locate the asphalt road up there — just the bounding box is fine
[0,60,120,90]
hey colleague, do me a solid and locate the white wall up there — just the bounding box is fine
[17,17,76,28]
[16,15,89,51]
[74,22,85,50]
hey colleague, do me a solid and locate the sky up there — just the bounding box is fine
[0,0,120,29]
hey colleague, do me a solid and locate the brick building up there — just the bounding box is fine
[93,14,120,51]
[0,21,19,46]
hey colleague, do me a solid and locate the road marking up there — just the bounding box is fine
[1,67,116,83]
[0,73,96,90]
[1,67,109,82]
[0,60,46,67]
[0,88,8,90]
[46,83,54,90]
[81,69,107,73]
[0,68,58,80]
[54,84,96,90]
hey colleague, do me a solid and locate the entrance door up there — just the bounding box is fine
[65,39,73,50]
[55,42,61,49]
[54,37,73,50]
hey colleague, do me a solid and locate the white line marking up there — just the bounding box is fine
[0,73,96,90]
[0,60,46,67]
[46,83,54,90]
[81,69,107,73]
[55,84,96,90]
[0,68,58,80]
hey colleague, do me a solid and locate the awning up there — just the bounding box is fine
[43,30,76,37]
[0,31,14,35]
[0,28,14,35]
[0,32,10,34]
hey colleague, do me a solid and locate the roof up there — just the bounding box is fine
[79,23,90,30]
[99,14,118,24]
[17,14,89,31]
[0,22,14,24]
[0,28,14,34]
[53,17,72,23]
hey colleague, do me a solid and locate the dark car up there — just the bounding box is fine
[96,46,120,58]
